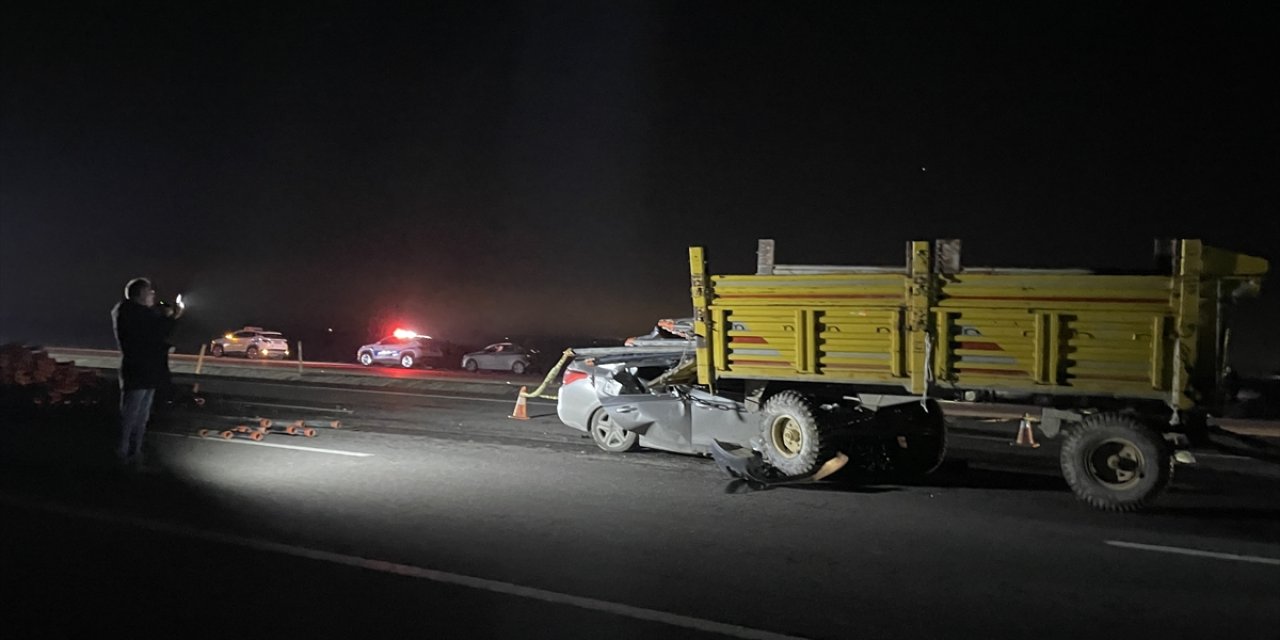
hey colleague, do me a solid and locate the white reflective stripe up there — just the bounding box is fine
[728,349,783,356]
[955,355,1020,365]
[822,352,892,360]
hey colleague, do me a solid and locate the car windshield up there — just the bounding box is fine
[263,333,284,340]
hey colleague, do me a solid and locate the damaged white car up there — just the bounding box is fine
[557,348,754,455]
[556,347,947,486]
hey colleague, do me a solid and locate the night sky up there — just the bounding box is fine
[2,2,1277,368]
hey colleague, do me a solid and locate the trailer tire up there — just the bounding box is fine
[1060,413,1172,512]
[885,399,947,478]
[759,391,839,477]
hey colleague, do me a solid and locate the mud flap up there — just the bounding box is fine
[710,440,849,492]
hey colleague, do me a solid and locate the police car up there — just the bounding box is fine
[356,329,444,369]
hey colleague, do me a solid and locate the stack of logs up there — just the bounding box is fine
[0,343,102,405]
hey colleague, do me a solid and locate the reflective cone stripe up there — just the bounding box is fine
[1013,415,1040,448]
[510,387,530,420]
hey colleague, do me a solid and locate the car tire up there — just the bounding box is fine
[245,346,259,359]
[400,353,416,369]
[359,352,374,366]
[464,359,478,372]
[211,344,224,357]
[511,361,527,375]
[589,408,639,453]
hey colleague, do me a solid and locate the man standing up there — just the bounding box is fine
[111,277,183,469]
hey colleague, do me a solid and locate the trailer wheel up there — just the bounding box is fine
[1060,413,1172,512]
[885,399,947,478]
[759,391,838,476]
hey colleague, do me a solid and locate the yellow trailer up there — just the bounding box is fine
[689,239,1267,510]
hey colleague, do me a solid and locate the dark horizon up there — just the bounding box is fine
[3,2,1278,371]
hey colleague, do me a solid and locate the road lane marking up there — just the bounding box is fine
[154,432,373,457]
[0,496,809,640]
[223,381,557,406]
[222,401,354,414]
[1105,540,1280,566]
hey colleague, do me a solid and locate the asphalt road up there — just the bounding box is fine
[3,380,1279,639]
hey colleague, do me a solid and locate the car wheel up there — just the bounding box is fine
[464,359,478,372]
[589,408,638,453]
[400,353,416,369]
[211,344,224,357]
[511,361,526,375]
[245,346,259,359]
[359,352,374,366]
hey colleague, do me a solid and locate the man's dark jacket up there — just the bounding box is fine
[111,299,176,390]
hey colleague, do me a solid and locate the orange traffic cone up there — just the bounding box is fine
[509,387,530,420]
[1013,414,1040,448]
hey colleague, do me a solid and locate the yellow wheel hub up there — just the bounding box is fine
[770,416,804,458]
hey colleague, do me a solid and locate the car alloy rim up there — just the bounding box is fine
[592,413,628,449]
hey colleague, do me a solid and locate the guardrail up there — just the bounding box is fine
[41,347,539,398]
[33,347,1280,437]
